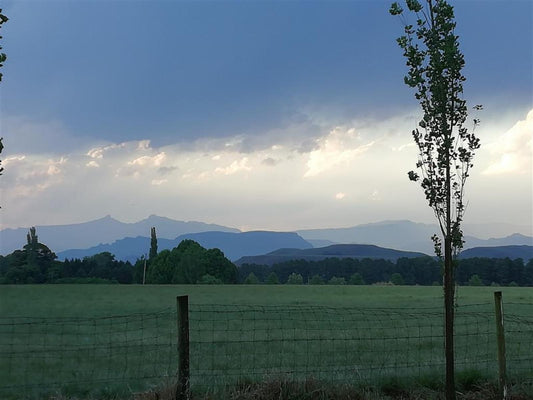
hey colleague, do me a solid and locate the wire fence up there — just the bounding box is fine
[188,304,513,388]
[0,301,532,398]
[0,309,177,399]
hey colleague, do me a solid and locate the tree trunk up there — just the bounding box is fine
[444,236,456,400]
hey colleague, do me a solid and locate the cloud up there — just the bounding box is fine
[3,156,68,199]
[304,127,374,177]
[87,143,126,160]
[1,108,530,232]
[128,152,166,167]
[158,166,178,175]
[261,157,279,166]
[86,161,100,168]
[483,109,533,175]
[151,179,168,186]
[214,157,251,175]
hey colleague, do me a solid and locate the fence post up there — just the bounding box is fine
[494,291,507,400]
[177,295,190,400]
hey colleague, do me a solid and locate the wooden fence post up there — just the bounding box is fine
[177,295,190,400]
[494,291,507,400]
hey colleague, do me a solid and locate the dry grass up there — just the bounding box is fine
[130,379,533,400]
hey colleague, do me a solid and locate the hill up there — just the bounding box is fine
[459,245,533,260]
[235,244,428,266]
[58,231,313,262]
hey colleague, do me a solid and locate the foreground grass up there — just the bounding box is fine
[136,378,533,400]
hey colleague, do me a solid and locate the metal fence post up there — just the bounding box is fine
[494,291,507,400]
[177,295,190,400]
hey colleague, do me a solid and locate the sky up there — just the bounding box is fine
[1,0,532,236]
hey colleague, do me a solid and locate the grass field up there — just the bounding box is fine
[2,284,532,317]
[0,284,532,399]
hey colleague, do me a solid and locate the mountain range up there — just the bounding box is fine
[0,215,238,254]
[297,220,533,255]
[58,231,312,263]
[1,215,532,262]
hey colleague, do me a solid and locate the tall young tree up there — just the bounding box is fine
[26,227,39,267]
[390,1,481,399]
[149,227,158,260]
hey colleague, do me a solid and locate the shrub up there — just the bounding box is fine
[244,272,260,284]
[390,273,404,285]
[197,274,222,284]
[286,273,303,285]
[266,272,279,284]
[308,274,324,285]
[349,272,365,285]
[328,276,346,285]
[468,274,483,286]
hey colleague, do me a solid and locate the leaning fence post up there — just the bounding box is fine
[177,295,190,400]
[494,291,507,400]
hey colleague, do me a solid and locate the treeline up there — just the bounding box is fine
[1,227,532,286]
[0,227,237,284]
[0,247,135,284]
[240,256,533,287]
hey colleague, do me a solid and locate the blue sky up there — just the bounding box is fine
[1,0,532,236]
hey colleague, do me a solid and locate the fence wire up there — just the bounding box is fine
[0,309,177,398]
[0,302,532,398]
[188,304,504,388]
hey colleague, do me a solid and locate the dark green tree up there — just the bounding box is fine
[146,240,237,284]
[197,274,222,284]
[309,274,325,285]
[349,272,365,285]
[149,227,158,260]
[0,9,6,83]
[25,227,39,268]
[468,274,482,286]
[266,272,279,284]
[244,272,260,284]
[390,2,481,398]
[390,272,404,286]
[328,276,346,285]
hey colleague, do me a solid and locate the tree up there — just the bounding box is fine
[266,272,279,284]
[25,227,39,268]
[0,10,8,205]
[467,274,482,286]
[146,240,237,284]
[244,272,260,284]
[197,273,222,284]
[390,2,481,398]
[349,272,365,285]
[149,227,158,260]
[328,276,346,285]
[286,273,303,285]
[0,9,6,83]
[390,272,405,286]
[309,274,325,285]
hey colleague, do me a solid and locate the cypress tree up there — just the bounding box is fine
[149,227,158,260]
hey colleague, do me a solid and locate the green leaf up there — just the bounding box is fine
[389,2,403,15]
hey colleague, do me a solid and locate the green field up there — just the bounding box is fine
[0,284,532,399]
[2,284,532,317]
